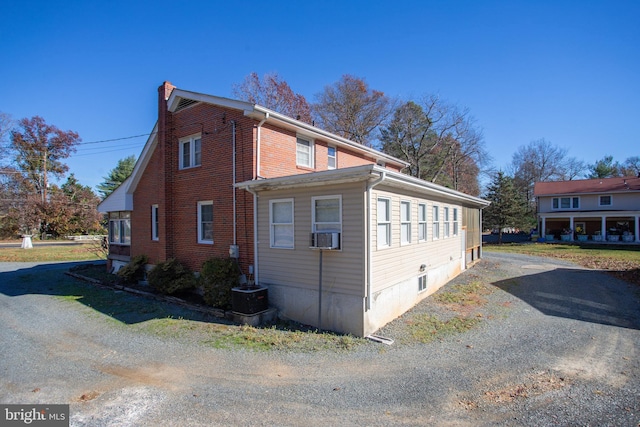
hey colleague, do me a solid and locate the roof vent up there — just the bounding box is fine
[175,98,198,112]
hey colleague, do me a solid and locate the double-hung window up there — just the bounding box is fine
[432,206,440,240]
[108,211,131,245]
[400,201,411,245]
[418,203,427,241]
[444,207,450,238]
[552,197,579,209]
[327,145,336,169]
[377,198,391,248]
[453,208,459,236]
[312,196,341,232]
[599,195,612,206]
[296,136,314,168]
[179,134,202,169]
[151,205,159,241]
[197,201,213,244]
[270,199,294,249]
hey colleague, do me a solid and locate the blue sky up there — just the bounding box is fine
[1,0,638,192]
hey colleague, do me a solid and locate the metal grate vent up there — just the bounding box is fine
[175,98,198,112]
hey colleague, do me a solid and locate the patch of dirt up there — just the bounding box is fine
[481,371,569,404]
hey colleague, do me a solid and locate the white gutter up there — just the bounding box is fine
[255,113,269,178]
[365,170,386,310]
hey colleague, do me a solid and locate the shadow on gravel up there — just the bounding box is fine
[0,262,228,326]
[494,266,640,331]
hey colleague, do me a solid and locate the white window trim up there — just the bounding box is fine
[453,207,459,236]
[296,135,314,168]
[418,274,428,292]
[151,204,159,241]
[432,205,440,240]
[108,212,131,246]
[598,195,613,206]
[418,203,427,242]
[552,196,580,210]
[197,200,213,244]
[444,207,450,238]
[269,198,294,249]
[400,200,411,245]
[179,133,202,170]
[377,197,392,249]
[327,145,337,169]
[312,195,342,232]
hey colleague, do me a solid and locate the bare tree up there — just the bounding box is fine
[621,156,640,177]
[0,112,13,162]
[233,72,312,123]
[313,75,393,147]
[380,96,487,195]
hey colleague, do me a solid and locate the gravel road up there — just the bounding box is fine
[1,253,639,426]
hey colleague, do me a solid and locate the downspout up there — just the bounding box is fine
[365,170,386,310]
[245,186,259,285]
[232,121,237,246]
[255,113,269,179]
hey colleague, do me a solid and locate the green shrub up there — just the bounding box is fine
[201,257,241,308]
[147,258,197,295]
[116,254,148,284]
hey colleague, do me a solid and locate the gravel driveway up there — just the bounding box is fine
[1,253,639,426]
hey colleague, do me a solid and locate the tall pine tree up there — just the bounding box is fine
[483,172,530,244]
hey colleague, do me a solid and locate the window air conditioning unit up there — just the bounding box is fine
[310,232,340,249]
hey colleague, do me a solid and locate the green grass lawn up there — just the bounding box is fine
[0,242,105,262]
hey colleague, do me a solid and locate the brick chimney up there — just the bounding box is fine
[158,81,176,261]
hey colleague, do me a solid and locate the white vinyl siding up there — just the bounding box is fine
[377,198,391,248]
[418,203,427,241]
[400,201,411,245]
[179,134,202,169]
[270,199,294,249]
[197,201,213,244]
[296,136,314,168]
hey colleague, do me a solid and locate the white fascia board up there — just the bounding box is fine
[167,89,255,113]
[97,176,133,212]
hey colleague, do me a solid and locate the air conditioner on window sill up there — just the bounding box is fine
[310,232,340,250]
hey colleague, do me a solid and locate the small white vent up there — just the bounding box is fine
[310,232,340,249]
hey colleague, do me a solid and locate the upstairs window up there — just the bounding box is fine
[418,203,427,241]
[599,195,612,206]
[552,197,579,210]
[296,137,314,168]
[179,134,202,169]
[400,201,411,245]
[327,145,337,169]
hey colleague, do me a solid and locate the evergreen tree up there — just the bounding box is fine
[483,172,531,244]
[96,155,136,199]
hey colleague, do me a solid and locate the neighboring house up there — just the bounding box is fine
[534,177,640,243]
[98,82,489,336]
